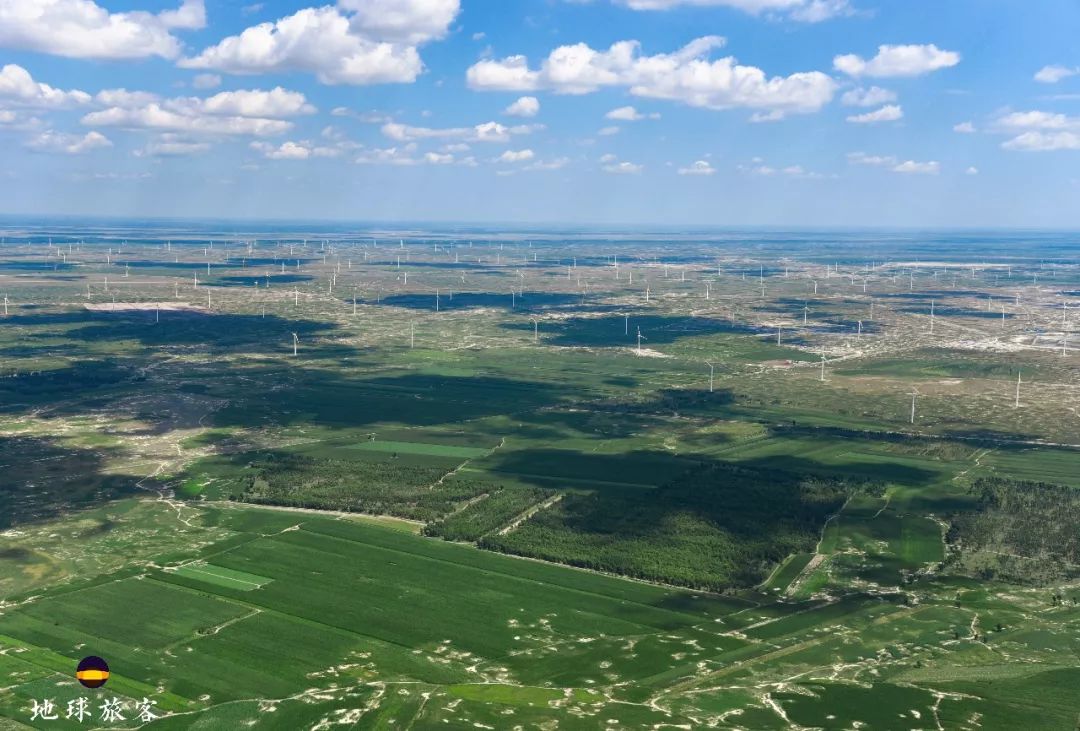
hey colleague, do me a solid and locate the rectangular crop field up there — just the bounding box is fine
[348,440,491,458]
[168,563,272,591]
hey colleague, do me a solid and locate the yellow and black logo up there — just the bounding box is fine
[76,656,109,689]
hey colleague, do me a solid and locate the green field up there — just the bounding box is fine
[169,563,273,591]
[3,231,1080,728]
[349,439,492,458]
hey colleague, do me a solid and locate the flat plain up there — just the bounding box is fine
[1,224,1079,729]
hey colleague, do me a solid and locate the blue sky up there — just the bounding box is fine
[1,0,1079,226]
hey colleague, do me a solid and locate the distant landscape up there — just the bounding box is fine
[1,222,1079,729]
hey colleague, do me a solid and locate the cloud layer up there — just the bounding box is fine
[0,0,204,60]
[180,0,459,85]
[468,36,836,117]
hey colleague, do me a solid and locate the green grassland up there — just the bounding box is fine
[5,507,1080,729]
[3,235,1080,728]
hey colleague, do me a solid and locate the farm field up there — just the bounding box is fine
[1,226,1080,728]
[6,506,1080,729]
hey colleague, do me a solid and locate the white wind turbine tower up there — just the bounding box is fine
[803,304,810,325]
[636,326,646,355]
[819,353,826,382]
[929,299,935,334]
[1015,369,1022,408]
[532,317,539,343]
[291,333,299,357]
[909,389,919,425]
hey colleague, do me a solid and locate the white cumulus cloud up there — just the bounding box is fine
[82,104,293,137]
[848,151,938,173]
[467,36,836,118]
[0,0,204,60]
[80,86,313,138]
[840,85,896,107]
[251,140,311,159]
[178,87,316,117]
[504,96,540,117]
[1002,131,1080,151]
[1034,65,1079,84]
[25,129,111,154]
[0,63,91,108]
[678,160,715,175]
[993,110,1080,151]
[605,105,659,121]
[846,104,902,123]
[892,159,939,174]
[381,120,540,143]
[180,1,458,86]
[601,156,643,174]
[497,148,535,163]
[834,44,960,78]
[607,0,853,23]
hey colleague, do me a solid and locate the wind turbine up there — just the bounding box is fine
[909,389,918,425]
[1015,369,1022,408]
[291,332,299,357]
[820,353,826,382]
[532,317,539,343]
[636,327,645,355]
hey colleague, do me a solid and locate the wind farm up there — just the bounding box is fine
[2,222,1080,729]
